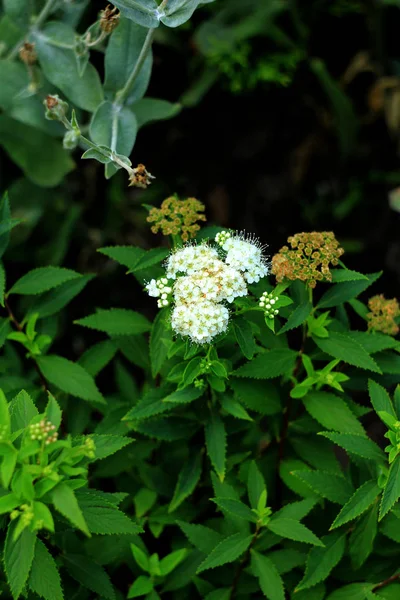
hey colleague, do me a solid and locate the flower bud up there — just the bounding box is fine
[44,95,69,121]
[100,4,120,33]
[19,42,37,65]
[63,130,80,150]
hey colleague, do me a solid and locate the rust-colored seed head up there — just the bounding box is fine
[19,42,37,65]
[100,4,120,33]
[367,294,400,336]
[147,196,206,241]
[128,164,155,189]
[271,231,344,288]
[45,95,59,110]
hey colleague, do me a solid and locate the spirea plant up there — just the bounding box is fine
[1,2,400,600]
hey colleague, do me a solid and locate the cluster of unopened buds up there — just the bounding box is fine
[29,419,58,445]
[0,423,7,442]
[259,292,279,319]
[83,437,96,459]
[10,504,33,527]
[146,231,269,344]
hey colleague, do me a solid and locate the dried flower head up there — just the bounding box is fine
[100,4,120,33]
[367,294,400,336]
[129,164,155,189]
[19,42,37,65]
[147,196,206,242]
[44,94,69,121]
[271,231,344,288]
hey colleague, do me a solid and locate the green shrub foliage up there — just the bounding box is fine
[1,2,400,600]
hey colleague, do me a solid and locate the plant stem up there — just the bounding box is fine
[4,298,49,392]
[373,573,400,592]
[115,28,155,106]
[7,0,57,59]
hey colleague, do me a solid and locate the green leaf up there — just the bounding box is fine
[75,308,151,336]
[268,517,324,546]
[313,332,381,373]
[36,355,104,405]
[230,379,281,415]
[330,269,368,282]
[27,274,93,319]
[368,379,396,419]
[28,539,63,600]
[220,394,252,421]
[90,101,137,159]
[348,331,400,354]
[109,1,159,30]
[0,192,11,259]
[163,386,204,404]
[251,550,285,600]
[267,548,306,575]
[233,348,297,379]
[349,504,378,569]
[45,393,62,430]
[150,309,173,377]
[8,267,81,296]
[196,533,253,574]
[84,434,132,460]
[296,531,346,591]
[317,272,381,309]
[51,482,90,536]
[133,97,181,128]
[63,554,115,600]
[159,549,188,576]
[303,392,365,435]
[0,262,5,307]
[320,432,386,462]
[9,389,38,432]
[78,340,117,377]
[177,521,222,554]
[205,410,226,482]
[4,522,36,600]
[161,0,202,27]
[379,457,400,520]
[33,23,103,112]
[128,575,153,598]
[0,117,74,187]
[98,245,146,271]
[275,498,317,521]
[292,470,353,504]
[131,543,149,572]
[104,16,154,100]
[325,583,375,600]
[129,248,169,272]
[123,386,173,421]
[247,460,267,509]
[81,146,113,164]
[0,493,20,515]
[212,498,257,522]
[232,317,256,360]
[169,451,202,512]
[330,480,381,529]
[80,503,142,535]
[278,301,312,335]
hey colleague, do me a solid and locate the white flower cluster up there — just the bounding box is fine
[259,291,279,319]
[145,231,269,344]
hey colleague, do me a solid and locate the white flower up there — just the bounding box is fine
[171,300,229,344]
[165,244,219,279]
[145,279,160,297]
[222,234,269,283]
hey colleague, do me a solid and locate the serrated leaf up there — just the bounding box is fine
[0,261,5,306]
[123,386,173,421]
[98,245,146,270]
[368,379,396,419]
[130,248,169,272]
[247,460,267,509]
[268,517,324,546]
[293,470,353,504]
[278,301,312,335]
[80,503,142,535]
[303,392,365,435]
[45,393,62,430]
[349,504,378,569]
[267,548,306,575]
[177,521,222,554]
[251,550,285,600]
[320,432,386,462]
[8,267,81,295]
[36,355,104,405]
[88,434,133,460]
[212,498,257,522]
[313,332,381,373]
[4,522,36,600]
[78,340,117,377]
[233,348,297,379]
[348,331,400,354]
[9,389,38,433]
[27,274,93,319]
[196,533,253,574]
[0,192,11,259]
[330,269,368,282]
[75,308,151,336]
[169,451,202,512]
[150,309,173,378]
[325,583,375,600]
[232,317,256,360]
[221,394,253,421]
[317,272,382,308]
[163,386,204,404]
[379,457,400,520]
[205,410,226,482]
[330,480,380,529]
[63,554,115,600]
[159,548,188,576]
[128,575,153,598]
[230,379,281,415]
[28,539,63,600]
[296,531,346,591]
[275,498,317,521]
[51,483,90,536]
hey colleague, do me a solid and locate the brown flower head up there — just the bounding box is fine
[147,196,206,242]
[367,294,400,336]
[100,4,120,33]
[271,231,344,288]
[128,164,155,189]
[19,42,37,65]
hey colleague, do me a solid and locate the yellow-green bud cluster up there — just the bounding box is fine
[147,196,206,241]
[385,420,400,463]
[29,419,58,445]
[259,292,279,319]
[215,230,232,247]
[0,423,8,441]
[83,437,96,459]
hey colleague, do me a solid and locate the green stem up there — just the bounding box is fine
[7,0,57,59]
[115,28,155,105]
